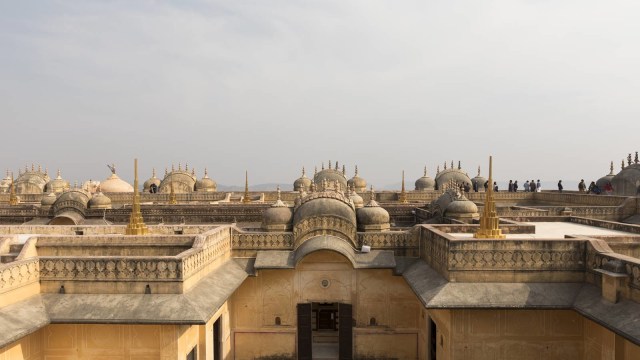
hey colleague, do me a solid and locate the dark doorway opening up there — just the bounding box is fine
[429,317,437,360]
[213,316,222,360]
[298,302,352,360]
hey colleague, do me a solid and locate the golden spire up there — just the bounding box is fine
[474,156,505,239]
[169,178,177,205]
[242,170,251,203]
[9,172,18,206]
[399,170,408,203]
[125,159,148,235]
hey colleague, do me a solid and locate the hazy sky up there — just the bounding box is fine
[1,0,639,188]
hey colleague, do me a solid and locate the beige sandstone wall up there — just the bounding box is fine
[229,250,421,359]
[0,329,42,360]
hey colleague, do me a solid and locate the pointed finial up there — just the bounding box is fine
[451,160,454,169]
[622,159,625,170]
[355,165,359,176]
[635,151,639,164]
[314,166,318,175]
[44,167,48,176]
[242,170,251,203]
[609,161,614,175]
[328,160,332,170]
[424,166,427,176]
[165,167,168,176]
[302,167,306,176]
[74,180,78,189]
[204,168,209,178]
[437,165,440,174]
[172,164,175,172]
[458,161,461,170]
[335,161,339,170]
[321,162,325,170]
[477,166,481,176]
[178,163,182,171]
[191,167,195,176]
[444,162,447,170]
[185,163,189,171]
[277,185,281,200]
[37,164,41,172]
[369,185,375,201]
[628,154,632,166]
[342,165,345,175]
[57,169,61,178]
[31,163,34,172]
[152,168,156,178]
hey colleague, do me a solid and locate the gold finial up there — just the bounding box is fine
[399,170,408,203]
[9,172,18,206]
[609,161,614,175]
[474,156,505,239]
[169,178,177,205]
[126,159,149,235]
[355,165,359,176]
[204,168,209,178]
[56,169,61,178]
[302,167,306,176]
[242,170,251,203]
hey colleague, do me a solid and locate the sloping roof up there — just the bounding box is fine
[0,295,49,348]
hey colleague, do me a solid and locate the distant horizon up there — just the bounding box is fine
[1,1,638,187]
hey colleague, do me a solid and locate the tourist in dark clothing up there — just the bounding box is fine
[508,180,513,192]
[484,181,488,191]
[558,180,563,192]
[513,181,518,192]
[578,179,586,192]
[493,182,498,192]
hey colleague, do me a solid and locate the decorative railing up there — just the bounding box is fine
[181,226,233,280]
[232,232,294,250]
[38,256,182,281]
[0,258,39,293]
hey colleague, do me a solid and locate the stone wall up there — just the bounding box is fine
[229,250,421,359]
[419,226,586,283]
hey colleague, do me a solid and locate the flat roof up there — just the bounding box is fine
[451,222,636,239]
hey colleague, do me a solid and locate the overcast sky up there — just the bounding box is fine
[1,0,638,189]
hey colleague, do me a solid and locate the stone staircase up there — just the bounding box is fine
[0,243,24,264]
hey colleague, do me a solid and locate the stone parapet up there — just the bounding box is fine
[0,258,39,295]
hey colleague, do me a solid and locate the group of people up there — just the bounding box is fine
[504,179,542,192]
[577,179,614,195]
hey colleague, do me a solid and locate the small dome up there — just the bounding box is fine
[349,188,364,209]
[41,192,57,206]
[293,167,312,191]
[45,170,70,194]
[313,161,348,191]
[415,167,435,191]
[100,166,133,193]
[88,191,112,209]
[159,165,196,193]
[0,171,11,193]
[347,166,367,192]
[195,169,217,192]
[445,197,478,215]
[143,168,161,192]
[356,191,390,231]
[612,161,640,196]
[262,188,293,231]
[53,189,91,217]
[15,166,50,194]
[82,179,101,194]
[434,161,472,190]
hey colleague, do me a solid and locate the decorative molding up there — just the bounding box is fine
[232,233,294,250]
[0,258,39,293]
[293,215,356,248]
